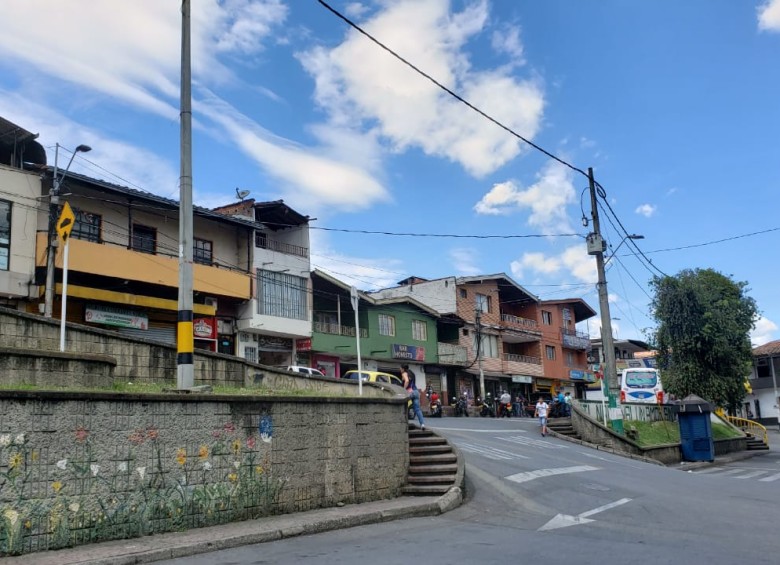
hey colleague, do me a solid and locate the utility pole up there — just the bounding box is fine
[177,0,195,389]
[586,167,623,434]
[475,308,485,401]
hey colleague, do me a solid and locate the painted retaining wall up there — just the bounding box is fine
[0,390,408,556]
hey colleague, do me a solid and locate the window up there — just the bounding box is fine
[194,238,213,265]
[566,351,575,366]
[412,320,427,341]
[475,293,491,313]
[131,224,156,254]
[542,310,553,325]
[545,345,556,360]
[473,333,499,358]
[0,200,10,271]
[378,314,396,336]
[244,346,257,364]
[257,269,307,320]
[71,209,101,243]
[459,288,467,298]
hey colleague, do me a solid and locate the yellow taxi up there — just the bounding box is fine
[341,370,404,387]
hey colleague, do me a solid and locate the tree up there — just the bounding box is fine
[649,268,758,411]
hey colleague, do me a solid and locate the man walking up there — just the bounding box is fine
[534,396,549,437]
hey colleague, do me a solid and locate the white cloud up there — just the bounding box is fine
[345,2,370,18]
[635,203,656,218]
[298,0,545,178]
[608,293,619,304]
[449,248,481,275]
[758,0,780,31]
[751,316,778,346]
[491,24,525,63]
[473,161,576,234]
[510,244,596,284]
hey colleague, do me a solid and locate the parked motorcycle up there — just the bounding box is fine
[453,395,469,417]
[477,394,495,418]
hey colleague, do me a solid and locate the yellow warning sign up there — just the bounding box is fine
[56,201,76,242]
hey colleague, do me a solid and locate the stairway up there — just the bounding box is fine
[746,433,770,451]
[403,426,459,496]
[547,417,581,440]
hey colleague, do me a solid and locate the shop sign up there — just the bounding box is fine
[570,370,585,380]
[392,344,425,361]
[535,378,552,387]
[193,317,216,339]
[85,305,147,330]
[511,375,533,383]
[296,338,312,351]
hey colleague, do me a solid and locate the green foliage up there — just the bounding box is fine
[649,268,757,411]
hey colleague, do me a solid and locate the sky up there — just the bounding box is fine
[1,0,779,346]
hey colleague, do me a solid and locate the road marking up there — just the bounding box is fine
[759,472,780,482]
[539,498,632,531]
[701,468,744,477]
[693,467,740,475]
[456,442,530,460]
[734,470,768,479]
[497,435,567,449]
[505,465,599,484]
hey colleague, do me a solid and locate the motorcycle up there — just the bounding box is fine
[499,400,513,418]
[429,397,443,417]
[477,395,495,418]
[453,396,469,417]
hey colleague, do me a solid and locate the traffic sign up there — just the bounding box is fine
[56,201,76,241]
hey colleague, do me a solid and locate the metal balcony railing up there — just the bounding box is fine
[255,232,309,258]
[500,313,538,329]
[313,321,368,338]
[503,353,541,365]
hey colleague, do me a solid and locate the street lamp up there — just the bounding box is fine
[43,143,91,318]
[605,234,644,266]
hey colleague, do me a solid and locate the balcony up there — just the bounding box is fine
[313,320,368,338]
[37,233,251,299]
[255,232,308,258]
[561,328,590,350]
[502,352,543,377]
[499,313,542,343]
[437,342,468,366]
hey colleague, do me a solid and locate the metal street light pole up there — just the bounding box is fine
[44,143,91,318]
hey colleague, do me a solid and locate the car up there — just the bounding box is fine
[278,365,326,378]
[341,370,404,387]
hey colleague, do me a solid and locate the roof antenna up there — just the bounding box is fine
[236,188,250,201]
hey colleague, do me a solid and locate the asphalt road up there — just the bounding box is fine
[161,416,780,565]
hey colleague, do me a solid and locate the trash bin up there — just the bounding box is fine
[677,394,715,462]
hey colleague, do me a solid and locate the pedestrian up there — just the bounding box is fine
[564,392,572,417]
[535,396,549,436]
[512,395,522,417]
[402,364,425,430]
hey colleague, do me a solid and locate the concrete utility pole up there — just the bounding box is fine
[177,0,195,389]
[586,167,623,434]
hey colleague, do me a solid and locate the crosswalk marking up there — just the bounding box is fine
[734,470,767,479]
[456,442,530,460]
[496,435,567,450]
[759,472,780,482]
[505,465,599,484]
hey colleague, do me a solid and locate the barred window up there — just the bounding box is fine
[257,269,307,320]
[412,320,427,341]
[131,224,156,254]
[0,200,10,271]
[244,346,257,363]
[71,208,101,243]
[378,314,395,336]
[194,238,213,265]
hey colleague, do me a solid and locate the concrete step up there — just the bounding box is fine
[409,463,458,475]
[410,452,457,465]
[747,443,770,450]
[409,436,448,446]
[409,444,452,454]
[402,484,451,496]
[406,474,457,484]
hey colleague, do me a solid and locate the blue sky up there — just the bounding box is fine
[2,0,779,345]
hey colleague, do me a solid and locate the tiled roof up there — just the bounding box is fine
[753,340,780,357]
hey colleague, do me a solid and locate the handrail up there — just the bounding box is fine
[725,415,768,446]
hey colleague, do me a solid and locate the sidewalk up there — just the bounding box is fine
[4,489,462,565]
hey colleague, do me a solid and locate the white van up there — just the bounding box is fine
[620,368,663,404]
[279,366,325,378]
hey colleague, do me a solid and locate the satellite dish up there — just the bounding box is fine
[236,188,250,201]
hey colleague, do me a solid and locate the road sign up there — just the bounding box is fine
[56,201,76,241]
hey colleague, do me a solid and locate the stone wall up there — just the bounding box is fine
[0,390,408,556]
[0,348,116,387]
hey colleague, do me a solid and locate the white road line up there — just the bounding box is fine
[496,435,567,449]
[734,470,769,479]
[456,442,530,460]
[693,467,734,475]
[759,472,780,482]
[697,468,745,477]
[506,465,599,484]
